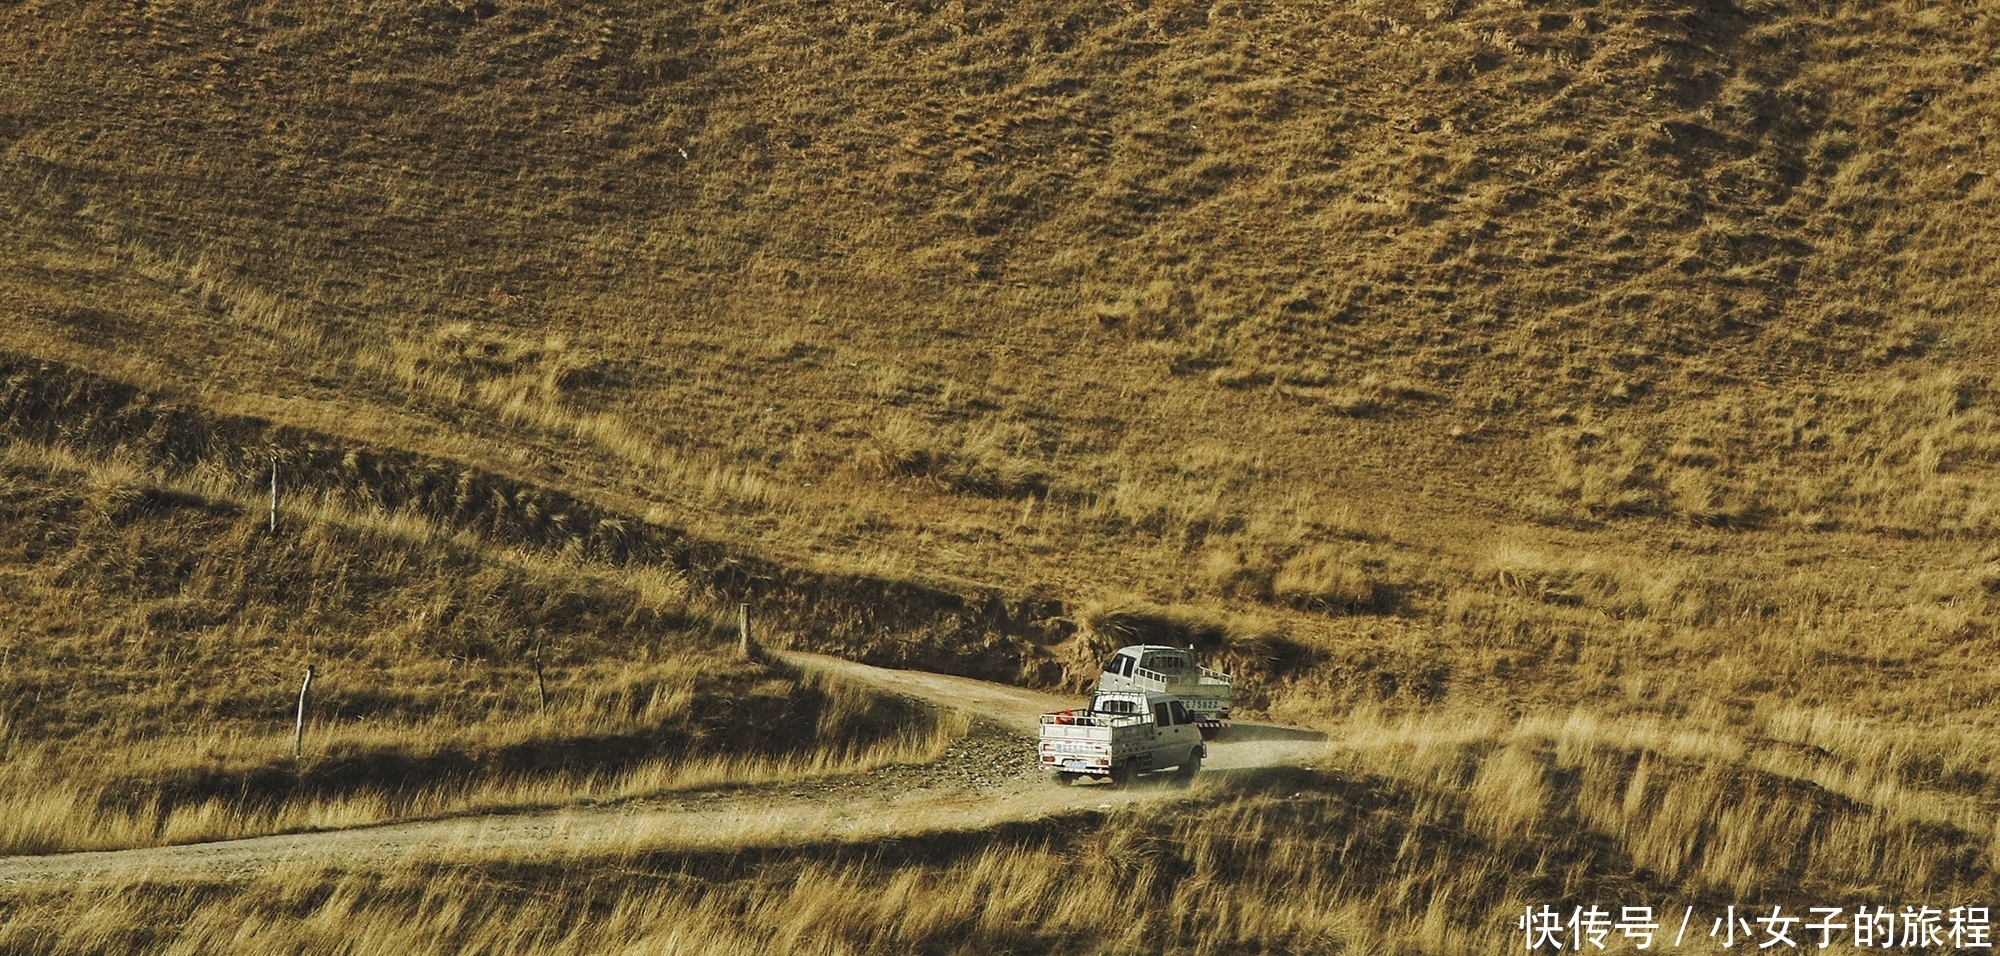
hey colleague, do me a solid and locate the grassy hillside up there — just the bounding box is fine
[2,0,2000,951]
[0,0,1996,687]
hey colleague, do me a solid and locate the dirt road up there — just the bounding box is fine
[0,653,1327,885]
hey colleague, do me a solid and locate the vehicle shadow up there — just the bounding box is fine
[1198,763,1335,793]
[1217,723,1328,743]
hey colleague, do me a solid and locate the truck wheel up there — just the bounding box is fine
[1110,760,1135,787]
[1173,749,1202,787]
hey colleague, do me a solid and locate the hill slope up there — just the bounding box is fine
[2,0,1997,701]
[3,1,2000,950]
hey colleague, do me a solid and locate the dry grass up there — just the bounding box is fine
[0,442,967,855]
[1316,702,2000,900]
[2,705,1994,955]
[0,664,968,856]
[3,0,1996,604]
[0,0,1998,950]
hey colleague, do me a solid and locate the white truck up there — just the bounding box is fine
[1096,645,1233,739]
[1037,689,1207,786]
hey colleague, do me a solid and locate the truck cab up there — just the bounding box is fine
[1095,644,1233,737]
[1038,689,1206,785]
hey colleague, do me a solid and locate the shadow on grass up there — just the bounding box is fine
[1216,723,1328,744]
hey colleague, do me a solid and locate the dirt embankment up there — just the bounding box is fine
[0,354,1077,681]
[0,355,1345,703]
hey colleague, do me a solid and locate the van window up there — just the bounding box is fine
[1169,700,1192,725]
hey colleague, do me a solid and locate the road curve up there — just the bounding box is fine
[0,652,1327,886]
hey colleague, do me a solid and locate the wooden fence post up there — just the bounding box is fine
[269,452,278,533]
[533,636,548,714]
[293,664,315,757]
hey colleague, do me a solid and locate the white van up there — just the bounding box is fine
[1095,645,1233,738]
[1037,690,1207,785]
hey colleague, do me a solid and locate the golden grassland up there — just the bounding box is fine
[0,440,967,856]
[2,0,2000,951]
[3,706,1996,954]
[4,0,1998,585]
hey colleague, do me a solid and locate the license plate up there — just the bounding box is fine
[1062,759,1091,771]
